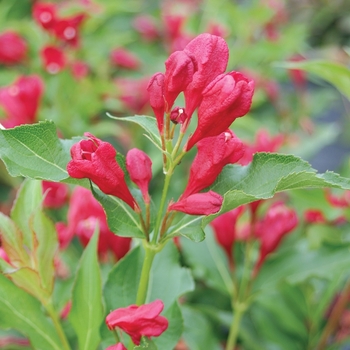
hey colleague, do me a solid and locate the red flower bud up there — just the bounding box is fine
[182,131,245,198]
[42,181,69,208]
[163,50,196,111]
[126,148,152,203]
[186,71,254,150]
[211,206,245,258]
[147,73,165,132]
[0,31,27,65]
[170,107,188,125]
[110,48,141,70]
[53,14,86,47]
[169,191,223,216]
[67,133,137,209]
[183,33,229,118]
[106,300,168,345]
[254,202,298,273]
[0,75,44,128]
[41,46,66,74]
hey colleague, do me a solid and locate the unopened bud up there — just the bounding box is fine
[170,107,188,125]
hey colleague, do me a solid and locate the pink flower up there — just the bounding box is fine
[325,189,350,208]
[106,300,168,345]
[110,48,141,70]
[182,131,245,198]
[106,343,127,350]
[0,247,10,264]
[53,14,86,47]
[55,222,74,250]
[42,181,69,208]
[132,15,160,42]
[32,2,57,30]
[288,54,307,89]
[70,60,89,80]
[183,33,229,118]
[254,202,298,273]
[211,206,245,259]
[239,129,284,165]
[116,77,150,114]
[169,191,223,216]
[186,71,254,150]
[66,186,131,260]
[67,133,137,209]
[126,148,152,203]
[0,75,44,128]
[0,31,27,65]
[40,46,66,74]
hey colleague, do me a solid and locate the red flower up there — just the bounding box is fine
[53,14,86,47]
[182,131,245,198]
[42,181,69,208]
[211,206,245,258]
[106,300,168,345]
[147,73,165,132]
[325,189,350,208]
[254,202,298,273]
[40,46,66,74]
[106,343,127,350]
[169,191,223,216]
[0,31,27,65]
[186,71,254,150]
[126,148,152,203]
[32,2,57,30]
[66,186,131,260]
[0,75,44,128]
[67,133,137,209]
[304,209,326,224]
[183,33,229,118]
[163,50,196,112]
[110,48,141,70]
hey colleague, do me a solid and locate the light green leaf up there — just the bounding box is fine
[69,230,104,350]
[275,59,350,99]
[108,114,161,148]
[0,274,62,350]
[203,153,350,226]
[134,337,157,349]
[92,187,145,238]
[0,121,71,181]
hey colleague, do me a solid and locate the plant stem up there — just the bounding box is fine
[152,170,172,244]
[45,302,71,350]
[136,244,157,305]
[225,302,246,350]
[316,279,350,350]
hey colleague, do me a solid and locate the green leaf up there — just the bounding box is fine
[108,114,161,148]
[166,215,205,242]
[0,274,62,350]
[69,230,104,350]
[181,305,222,350]
[275,59,350,99]
[0,121,71,181]
[92,187,145,238]
[180,233,233,295]
[11,179,43,250]
[204,153,350,226]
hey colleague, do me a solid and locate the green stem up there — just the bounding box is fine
[152,171,172,244]
[225,302,246,350]
[46,302,71,350]
[136,244,157,305]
